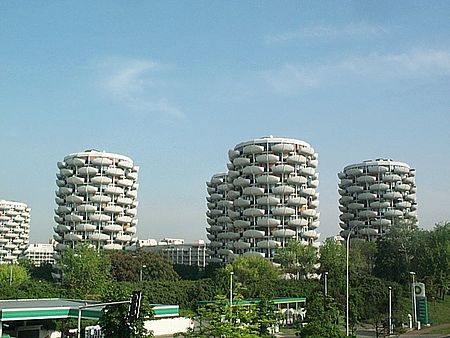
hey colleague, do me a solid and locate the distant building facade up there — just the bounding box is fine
[0,200,30,263]
[338,158,417,239]
[53,150,139,255]
[206,136,320,264]
[140,238,208,267]
[24,243,55,267]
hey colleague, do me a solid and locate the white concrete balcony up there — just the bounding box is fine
[257,240,281,249]
[233,157,251,167]
[91,176,112,185]
[272,164,295,175]
[257,218,281,227]
[256,154,279,163]
[256,175,280,184]
[243,144,264,154]
[272,229,296,237]
[91,157,113,166]
[76,223,96,232]
[242,165,264,175]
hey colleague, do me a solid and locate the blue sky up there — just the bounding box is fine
[0,1,449,243]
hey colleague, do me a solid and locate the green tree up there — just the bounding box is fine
[224,256,281,298]
[58,244,112,299]
[109,250,179,282]
[275,240,318,279]
[0,264,29,286]
[100,282,154,338]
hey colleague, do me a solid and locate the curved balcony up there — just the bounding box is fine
[347,185,363,193]
[256,175,280,185]
[271,143,295,153]
[243,251,265,258]
[309,199,319,208]
[57,161,66,169]
[77,185,98,195]
[55,224,70,233]
[76,223,97,232]
[60,168,73,177]
[90,176,112,185]
[243,144,264,154]
[257,196,280,206]
[356,175,376,184]
[217,200,232,208]
[104,243,123,250]
[64,233,82,241]
[243,208,265,217]
[347,202,364,210]
[299,188,316,197]
[228,170,240,179]
[227,191,240,200]
[243,187,264,196]
[309,160,318,168]
[66,176,84,185]
[126,190,138,198]
[118,160,133,169]
[104,186,124,195]
[358,192,377,201]
[54,216,64,223]
[117,197,133,206]
[242,165,264,175]
[78,167,99,176]
[369,183,389,191]
[287,197,308,206]
[287,154,306,165]
[403,176,415,185]
[257,218,281,227]
[217,232,240,240]
[77,204,97,213]
[89,214,111,222]
[272,229,296,238]
[346,168,363,176]
[105,167,125,177]
[233,177,251,187]
[256,154,279,163]
[217,183,231,192]
[92,157,113,166]
[233,157,251,167]
[117,179,133,187]
[209,193,223,201]
[233,198,250,208]
[56,206,71,214]
[64,214,83,222]
[228,149,240,160]
[288,218,308,227]
[396,201,411,209]
[243,229,265,239]
[393,166,409,175]
[271,164,295,175]
[58,187,73,196]
[89,233,110,241]
[56,179,66,187]
[340,213,355,221]
[103,224,123,233]
[370,201,390,209]
[384,209,403,217]
[228,210,241,219]
[358,210,377,218]
[404,193,416,202]
[298,147,314,156]
[116,216,132,224]
[104,205,124,214]
[234,220,251,228]
[383,192,402,200]
[234,241,251,250]
[272,185,295,196]
[383,174,402,182]
[368,166,388,174]
[302,230,318,239]
[257,240,281,249]
[286,176,307,185]
[217,216,231,223]
[124,226,137,234]
[394,184,411,192]
[273,207,296,216]
[299,168,315,177]
[300,209,316,218]
[310,220,320,229]
[89,195,110,203]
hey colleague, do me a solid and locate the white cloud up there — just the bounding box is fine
[96,57,185,119]
[262,49,450,95]
[265,22,388,44]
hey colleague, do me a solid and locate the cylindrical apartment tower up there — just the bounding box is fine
[206,173,236,264]
[0,200,30,263]
[216,136,320,260]
[338,158,417,239]
[54,150,139,254]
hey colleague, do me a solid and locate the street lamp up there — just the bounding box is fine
[229,271,234,306]
[410,272,417,328]
[324,271,329,297]
[389,286,393,335]
[346,224,362,336]
[140,264,147,282]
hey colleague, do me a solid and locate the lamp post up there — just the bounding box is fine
[410,272,417,328]
[324,271,329,297]
[346,224,362,336]
[229,271,234,306]
[140,264,147,282]
[9,264,13,286]
[389,286,393,335]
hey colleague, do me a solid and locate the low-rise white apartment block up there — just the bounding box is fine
[24,243,55,267]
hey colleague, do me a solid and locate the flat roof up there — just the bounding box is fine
[0,299,179,322]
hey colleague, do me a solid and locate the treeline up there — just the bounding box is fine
[0,221,448,337]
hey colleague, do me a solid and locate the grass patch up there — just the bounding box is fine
[427,297,450,325]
